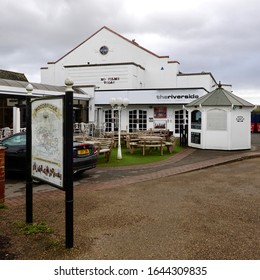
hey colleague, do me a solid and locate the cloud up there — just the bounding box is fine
[0,0,259,103]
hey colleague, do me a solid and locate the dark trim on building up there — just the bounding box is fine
[177,72,217,85]
[64,62,145,71]
[95,87,209,93]
[168,60,180,64]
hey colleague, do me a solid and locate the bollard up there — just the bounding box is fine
[0,146,6,203]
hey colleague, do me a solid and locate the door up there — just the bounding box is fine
[129,110,147,132]
[174,109,188,135]
[104,109,119,132]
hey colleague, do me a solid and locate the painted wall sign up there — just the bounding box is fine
[31,97,64,188]
[100,77,120,84]
[95,89,206,105]
[156,93,199,100]
[154,107,167,118]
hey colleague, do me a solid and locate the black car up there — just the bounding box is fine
[0,132,98,175]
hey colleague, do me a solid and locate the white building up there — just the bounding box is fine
[41,26,220,90]
[186,84,254,150]
[1,27,232,136]
[41,26,232,136]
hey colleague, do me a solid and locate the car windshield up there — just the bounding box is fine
[3,134,26,146]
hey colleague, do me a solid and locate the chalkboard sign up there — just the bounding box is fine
[191,132,201,144]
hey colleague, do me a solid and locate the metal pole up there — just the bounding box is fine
[117,106,122,159]
[25,84,33,224]
[64,78,74,248]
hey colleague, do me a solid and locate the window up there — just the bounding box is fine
[207,109,227,131]
[104,109,112,132]
[138,110,147,131]
[3,134,26,146]
[191,110,202,129]
[129,110,147,132]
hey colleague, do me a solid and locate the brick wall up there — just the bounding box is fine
[0,147,5,203]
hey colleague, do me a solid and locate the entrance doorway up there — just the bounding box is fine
[104,109,119,132]
[129,109,147,132]
[174,109,188,135]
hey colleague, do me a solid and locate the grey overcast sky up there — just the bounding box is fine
[1,0,260,104]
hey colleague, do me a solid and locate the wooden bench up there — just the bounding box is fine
[138,138,165,156]
[128,142,139,154]
[165,136,176,153]
[96,138,114,162]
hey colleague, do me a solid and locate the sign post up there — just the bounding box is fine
[64,78,74,248]
[26,84,33,224]
[26,79,74,248]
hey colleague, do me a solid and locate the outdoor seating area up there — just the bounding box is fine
[0,127,26,139]
[126,133,176,156]
[73,122,104,139]
[0,123,175,163]
[74,127,176,161]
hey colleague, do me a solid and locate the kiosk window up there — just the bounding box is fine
[191,110,202,129]
[207,109,227,131]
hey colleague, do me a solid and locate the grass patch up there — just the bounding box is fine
[97,141,185,167]
[0,203,7,210]
[17,222,53,235]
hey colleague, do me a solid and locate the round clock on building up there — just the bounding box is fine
[99,45,109,55]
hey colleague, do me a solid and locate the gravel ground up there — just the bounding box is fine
[1,157,260,260]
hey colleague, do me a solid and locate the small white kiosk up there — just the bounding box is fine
[185,84,255,150]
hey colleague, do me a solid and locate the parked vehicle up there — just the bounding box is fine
[0,132,97,175]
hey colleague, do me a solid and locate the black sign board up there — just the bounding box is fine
[191,132,201,144]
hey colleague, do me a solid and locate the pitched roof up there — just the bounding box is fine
[0,78,65,92]
[186,84,254,107]
[50,26,178,64]
[0,69,28,82]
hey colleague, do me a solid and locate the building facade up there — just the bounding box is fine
[0,27,232,135]
[41,26,231,136]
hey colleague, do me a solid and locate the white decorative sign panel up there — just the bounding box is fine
[31,97,64,188]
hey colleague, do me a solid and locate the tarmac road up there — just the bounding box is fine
[2,152,260,260]
[2,133,260,259]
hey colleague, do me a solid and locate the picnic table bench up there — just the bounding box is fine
[138,137,165,156]
[128,135,176,155]
[80,138,114,162]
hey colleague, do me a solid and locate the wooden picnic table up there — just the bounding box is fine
[129,136,166,156]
